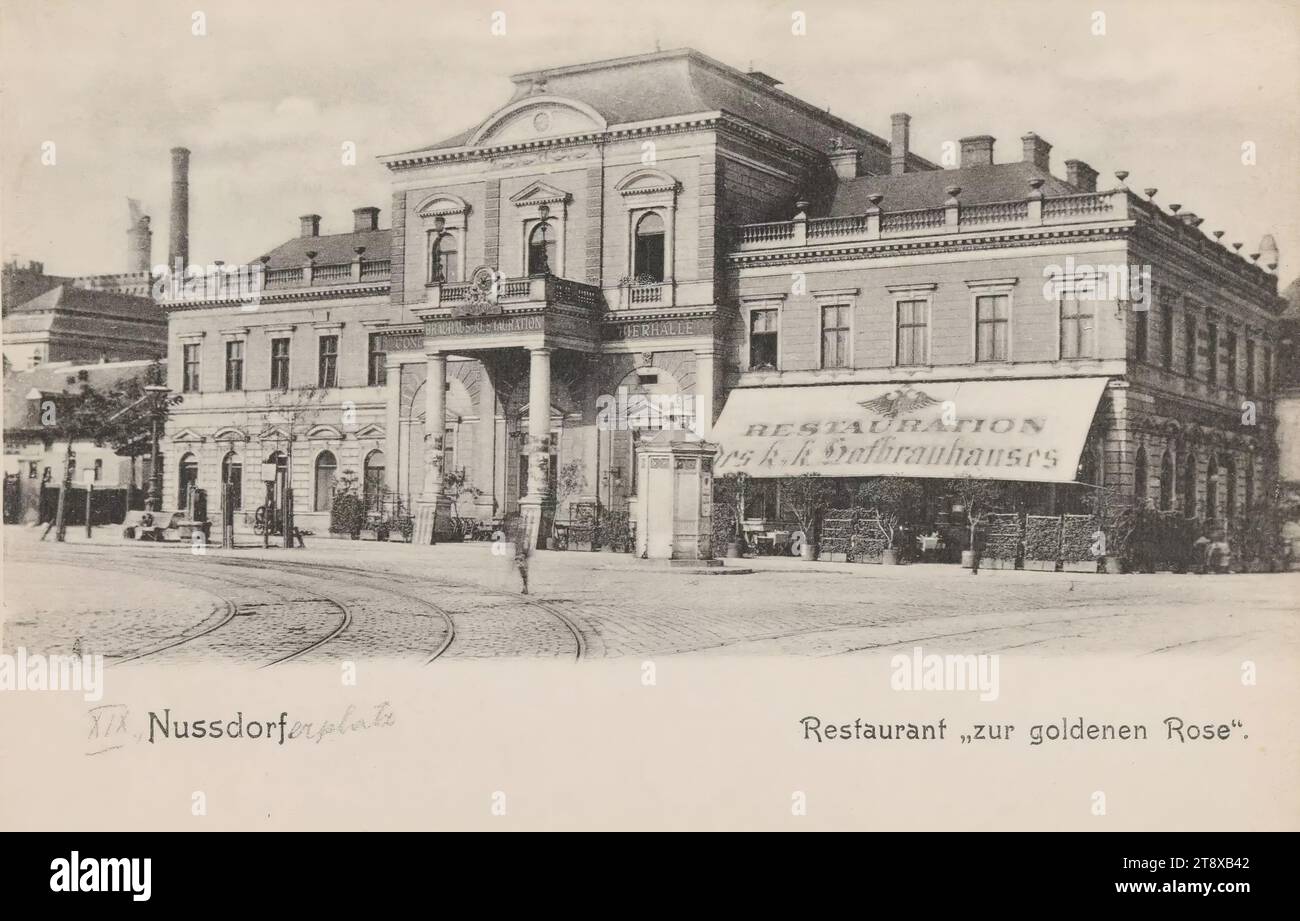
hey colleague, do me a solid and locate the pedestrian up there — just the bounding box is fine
[1192,530,1211,575]
[506,511,533,595]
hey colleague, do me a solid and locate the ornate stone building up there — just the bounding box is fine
[160,48,1286,542]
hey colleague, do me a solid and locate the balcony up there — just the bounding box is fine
[428,274,602,315]
[262,259,391,290]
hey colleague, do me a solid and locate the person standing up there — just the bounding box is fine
[506,511,533,595]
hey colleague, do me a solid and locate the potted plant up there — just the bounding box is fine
[944,475,1005,568]
[783,473,832,561]
[714,472,750,558]
[855,478,924,565]
[549,460,590,549]
[329,469,366,540]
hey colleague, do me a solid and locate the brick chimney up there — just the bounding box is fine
[168,147,190,270]
[959,135,995,168]
[352,206,380,232]
[1021,133,1052,171]
[1065,159,1098,192]
[300,214,322,238]
[890,113,910,176]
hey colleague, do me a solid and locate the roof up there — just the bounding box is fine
[825,160,1082,216]
[3,359,160,433]
[258,228,391,269]
[393,48,937,174]
[6,283,166,324]
[1282,276,1300,323]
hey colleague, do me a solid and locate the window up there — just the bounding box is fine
[182,343,201,393]
[1246,340,1256,395]
[633,212,666,282]
[429,232,458,283]
[1224,458,1237,519]
[270,337,290,390]
[225,340,244,391]
[27,461,37,479]
[1262,347,1273,394]
[1206,454,1219,517]
[363,450,386,513]
[975,294,1009,361]
[222,452,243,511]
[178,453,198,507]
[368,334,387,387]
[1244,456,1254,511]
[1181,453,1197,518]
[1184,318,1198,378]
[1059,295,1094,359]
[527,221,556,276]
[1160,452,1175,511]
[443,426,456,476]
[896,299,929,366]
[314,451,337,512]
[1161,300,1175,370]
[1134,447,1148,505]
[93,459,103,481]
[318,335,338,389]
[749,309,778,370]
[1134,307,1148,363]
[821,305,851,369]
[1206,323,1218,385]
[1225,331,1237,390]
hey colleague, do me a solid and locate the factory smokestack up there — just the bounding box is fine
[169,147,190,270]
[126,199,151,273]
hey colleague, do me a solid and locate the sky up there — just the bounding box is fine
[2,0,1297,286]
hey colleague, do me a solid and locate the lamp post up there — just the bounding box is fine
[143,385,170,513]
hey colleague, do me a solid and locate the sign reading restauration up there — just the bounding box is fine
[712,378,1110,483]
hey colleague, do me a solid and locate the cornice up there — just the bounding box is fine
[163,282,390,312]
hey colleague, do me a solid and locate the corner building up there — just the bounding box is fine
[163,49,1285,541]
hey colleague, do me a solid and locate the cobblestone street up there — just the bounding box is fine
[3,526,1297,663]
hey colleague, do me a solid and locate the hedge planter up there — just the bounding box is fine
[1062,559,1100,573]
[881,548,899,565]
[725,541,741,559]
[800,542,816,561]
[1023,559,1057,572]
[960,550,974,569]
[1101,557,1124,574]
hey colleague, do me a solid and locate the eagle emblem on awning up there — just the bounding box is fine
[857,385,939,418]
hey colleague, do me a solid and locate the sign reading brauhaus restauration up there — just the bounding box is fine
[712,378,1110,482]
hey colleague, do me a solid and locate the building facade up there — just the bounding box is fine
[159,49,1287,544]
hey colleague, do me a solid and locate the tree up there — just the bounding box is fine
[855,478,925,549]
[782,473,833,540]
[714,472,751,546]
[39,385,116,542]
[944,475,1007,548]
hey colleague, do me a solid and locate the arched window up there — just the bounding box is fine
[1224,458,1237,520]
[527,221,556,276]
[1160,451,1175,511]
[429,232,458,283]
[633,211,666,282]
[221,451,243,511]
[1134,446,1148,506]
[363,450,386,513]
[1181,452,1198,518]
[178,453,199,507]
[314,450,337,513]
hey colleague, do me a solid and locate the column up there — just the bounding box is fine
[414,351,450,545]
[693,348,716,440]
[383,358,402,500]
[474,357,498,521]
[519,347,552,548]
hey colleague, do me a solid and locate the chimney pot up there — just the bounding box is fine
[300,214,322,238]
[1020,133,1052,171]
[958,135,995,168]
[1065,159,1099,193]
[352,206,380,233]
[890,113,911,176]
[828,145,860,180]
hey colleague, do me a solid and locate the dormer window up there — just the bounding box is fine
[528,221,556,276]
[633,212,666,282]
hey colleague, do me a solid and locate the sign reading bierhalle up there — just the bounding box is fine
[712,377,1111,483]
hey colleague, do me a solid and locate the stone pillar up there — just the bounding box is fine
[384,358,402,500]
[693,348,716,440]
[519,347,552,548]
[414,351,452,545]
[475,357,498,521]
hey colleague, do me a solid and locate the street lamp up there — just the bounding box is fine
[143,385,171,513]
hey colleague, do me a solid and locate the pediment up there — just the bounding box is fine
[212,426,248,442]
[171,428,205,443]
[614,168,681,197]
[354,423,386,440]
[257,425,291,442]
[415,193,471,219]
[509,180,572,208]
[306,424,345,441]
[470,96,606,147]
